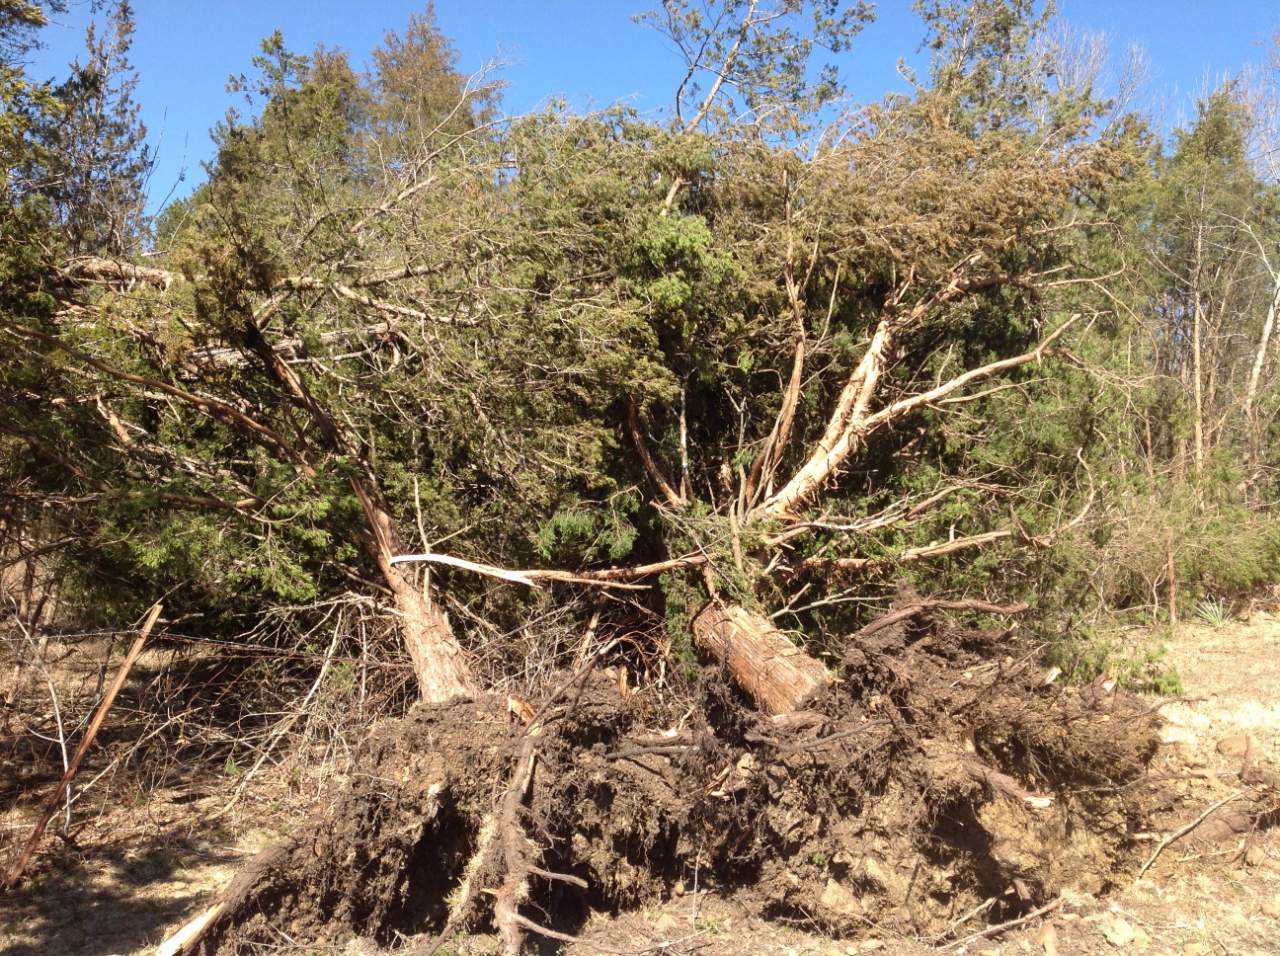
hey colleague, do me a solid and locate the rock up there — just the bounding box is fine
[1215,734,1258,758]
[654,913,680,934]
[1102,915,1136,947]
[672,880,685,896]
[1035,921,1058,956]
[1262,895,1280,920]
[1246,845,1269,867]
[819,878,863,919]
[1182,944,1205,956]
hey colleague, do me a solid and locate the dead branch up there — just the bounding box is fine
[3,603,162,891]
[331,283,471,325]
[759,307,1079,517]
[800,530,1015,574]
[852,598,1029,639]
[626,396,687,509]
[858,314,1080,437]
[389,552,649,590]
[59,256,176,291]
[1135,789,1254,879]
[953,896,1065,947]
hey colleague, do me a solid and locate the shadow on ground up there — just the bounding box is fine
[0,834,244,956]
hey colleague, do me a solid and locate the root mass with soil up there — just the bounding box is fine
[166,600,1166,955]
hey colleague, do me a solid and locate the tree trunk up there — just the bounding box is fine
[353,478,478,702]
[1191,217,1206,475]
[1244,271,1280,438]
[691,600,828,715]
[241,322,477,703]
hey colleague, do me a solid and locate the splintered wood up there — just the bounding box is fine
[692,600,829,716]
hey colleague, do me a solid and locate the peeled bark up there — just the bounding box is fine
[691,600,829,716]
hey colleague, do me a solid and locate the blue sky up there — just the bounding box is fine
[26,1,1280,214]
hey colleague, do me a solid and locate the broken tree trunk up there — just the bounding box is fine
[692,600,829,716]
[354,479,478,703]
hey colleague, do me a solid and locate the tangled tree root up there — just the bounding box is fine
[169,602,1172,955]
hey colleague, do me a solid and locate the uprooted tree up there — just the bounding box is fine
[5,1,1273,953]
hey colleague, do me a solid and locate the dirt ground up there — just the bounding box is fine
[2,616,1278,956]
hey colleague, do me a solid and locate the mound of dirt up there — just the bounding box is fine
[176,602,1168,955]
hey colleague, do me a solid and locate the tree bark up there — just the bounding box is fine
[1191,215,1206,475]
[691,601,829,716]
[352,479,478,702]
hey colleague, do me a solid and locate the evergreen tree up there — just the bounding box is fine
[40,1,151,256]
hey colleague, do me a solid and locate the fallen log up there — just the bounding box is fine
[691,600,829,716]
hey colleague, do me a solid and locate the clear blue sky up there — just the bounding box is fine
[27,1,1280,214]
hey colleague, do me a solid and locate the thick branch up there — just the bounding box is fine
[691,599,829,715]
[59,256,176,291]
[626,396,687,509]
[760,311,1077,516]
[1245,273,1280,421]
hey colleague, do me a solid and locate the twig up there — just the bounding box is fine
[605,745,697,761]
[1135,789,1253,880]
[921,895,996,942]
[953,896,1065,947]
[4,603,163,891]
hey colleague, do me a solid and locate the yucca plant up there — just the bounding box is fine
[1195,597,1231,628]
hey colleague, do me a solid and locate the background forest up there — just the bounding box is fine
[4,0,1280,763]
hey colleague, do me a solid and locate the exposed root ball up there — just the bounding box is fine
[180,609,1166,955]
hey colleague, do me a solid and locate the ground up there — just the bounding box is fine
[1,616,1278,956]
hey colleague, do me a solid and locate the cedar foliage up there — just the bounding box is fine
[3,0,1280,697]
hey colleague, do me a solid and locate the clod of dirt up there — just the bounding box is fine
[175,604,1170,955]
[1216,734,1259,757]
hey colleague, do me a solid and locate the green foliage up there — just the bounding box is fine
[635,0,874,133]
[1194,598,1230,629]
[1043,625,1183,696]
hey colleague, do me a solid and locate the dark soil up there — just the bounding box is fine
[183,601,1170,955]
